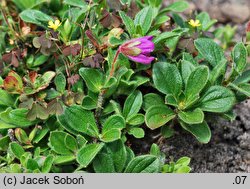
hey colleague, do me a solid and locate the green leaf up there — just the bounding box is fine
[93,140,128,173]
[153,62,182,97]
[0,89,16,107]
[175,166,191,173]
[147,0,162,7]
[173,156,192,173]
[165,94,178,107]
[29,54,49,67]
[232,42,248,74]
[128,128,145,138]
[32,126,49,144]
[125,155,160,173]
[100,129,121,143]
[145,105,175,130]
[180,121,211,143]
[54,155,76,165]
[161,125,174,138]
[233,69,250,85]
[134,6,154,35]
[0,135,10,151]
[79,68,104,93]
[178,108,204,124]
[123,90,142,120]
[102,115,125,133]
[194,38,225,67]
[126,114,144,126]
[93,152,115,173]
[13,0,47,10]
[35,71,56,91]
[26,159,39,171]
[42,155,54,173]
[229,83,250,97]
[153,31,179,44]
[238,84,250,97]
[54,72,66,93]
[180,60,195,86]
[65,134,78,152]
[76,135,88,148]
[119,11,135,36]
[15,128,30,144]
[0,77,5,86]
[143,93,164,111]
[64,0,88,8]
[19,9,52,27]
[196,12,217,31]
[20,152,32,167]
[9,108,35,126]
[48,131,74,155]
[185,66,209,96]
[163,1,189,12]
[76,143,104,167]
[176,156,191,166]
[82,95,97,110]
[106,140,127,172]
[182,52,197,65]
[58,105,99,137]
[152,15,170,30]
[198,86,235,113]
[209,58,227,84]
[0,108,36,129]
[9,142,25,159]
[150,143,161,156]
[125,147,135,167]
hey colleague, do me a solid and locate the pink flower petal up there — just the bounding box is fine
[137,36,154,41]
[136,40,154,53]
[128,54,155,64]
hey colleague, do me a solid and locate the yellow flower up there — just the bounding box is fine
[188,19,201,28]
[48,19,61,31]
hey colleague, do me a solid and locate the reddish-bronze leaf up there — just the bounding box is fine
[85,30,100,49]
[2,52,12,63]
[62,44,81,56]
[3,76,20,93]
[26,103,49,121]
[29,71,38,83]
[47,99,64,115]
[100,10,112,28]
[246,21,250,32]
[67,74,80,85]
[11,53,19,67]
[100,10,122,28]
[111,13,122,28]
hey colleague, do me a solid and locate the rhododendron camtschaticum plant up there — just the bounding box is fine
[2,0,250,174]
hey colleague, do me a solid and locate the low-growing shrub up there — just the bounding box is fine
[0,0,249,173]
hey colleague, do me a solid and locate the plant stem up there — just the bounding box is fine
[107,49,120,81]
[79,0,92,59]
[95,89,105,131]
[94,49,121,127]
[54,42,72,91]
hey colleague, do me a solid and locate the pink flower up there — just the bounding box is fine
[119,36,155,64]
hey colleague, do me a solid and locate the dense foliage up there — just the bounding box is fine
[0,0,249,173]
